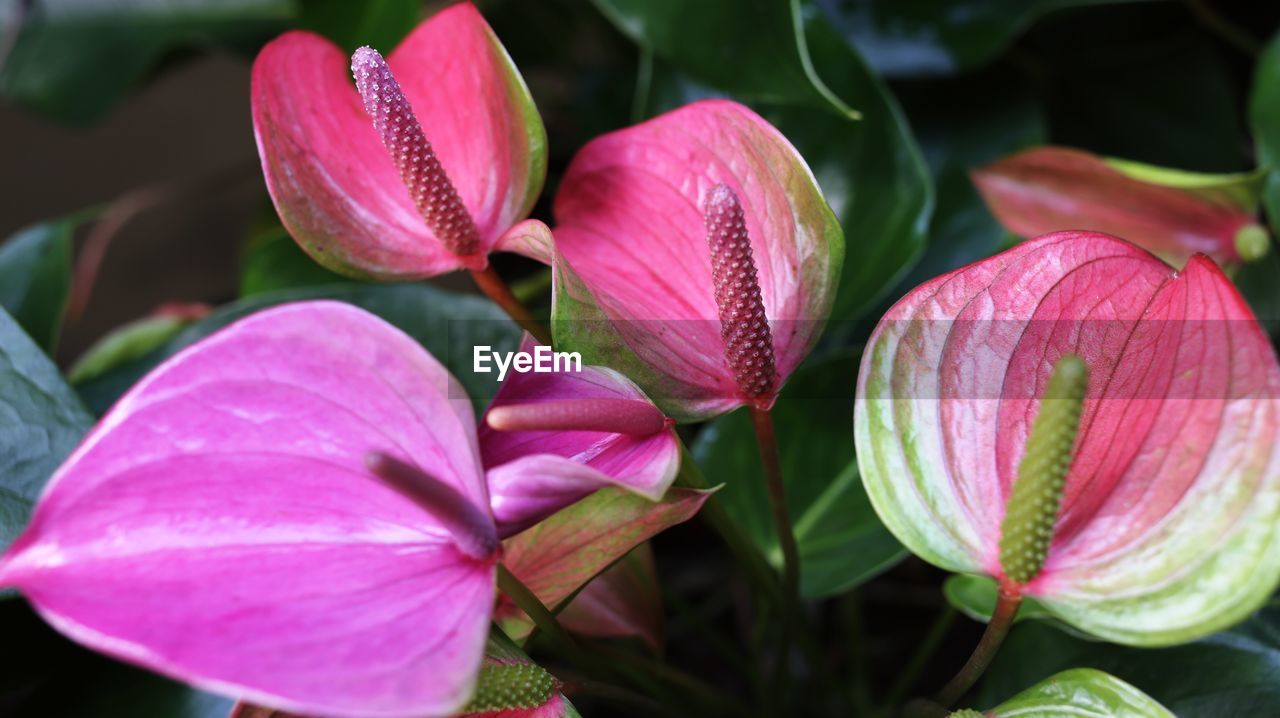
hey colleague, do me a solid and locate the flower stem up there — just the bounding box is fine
[469,266,552,344]
[934,588,1022,709]
[496,564,586,665]
[748,406,800,697]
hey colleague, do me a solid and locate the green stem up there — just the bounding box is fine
[496,565,586,665]
[883,606,957,714]
[934,589,1022,709]
[748,406,800,702]
[470,267,552,344]
[674,441,784,606]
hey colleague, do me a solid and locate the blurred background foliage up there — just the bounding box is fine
[1,0,1279,715]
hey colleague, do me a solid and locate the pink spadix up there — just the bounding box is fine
[486,398,671,436]
[365,452,499,560]
[705,183,778,406]
[351,46,480,258]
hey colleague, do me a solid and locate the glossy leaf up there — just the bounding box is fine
[496,487,710,637]
[551,99,844,421]
[237,227,352,297]
[982,603,1280,716]
[0,221,73,353]
[0,307,93,553]
[694,355,905,598]
[972,147,1266,265]
[856,232,1280,645]
[1251,31,1280,236]
[74,283,521,416]
[558,545,664,652]
[252,3,547,279]
[978,668,1173,717]
[1,302,498,717]
[589,0,856,117]
[0,0,293,123]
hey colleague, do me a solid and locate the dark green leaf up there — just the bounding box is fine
[692,355,905,598]
[0,221,73,353]
[0,0,294,124]
[296,0,420,52]
[817,0,1152,77]
[980,603,1280,717]
[238,227,353,297]
[589,0,858,117]
[0,307,93,551]
[1250,31,1280,236]
[75,283,521,415]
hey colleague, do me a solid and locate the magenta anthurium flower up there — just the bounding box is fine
[251,2,546,279]
[855,232,1280,645]
[0,302,679,717]
[481,337,679,536]
[549,99,844,422]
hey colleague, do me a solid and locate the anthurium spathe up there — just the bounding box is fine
[0,302,683,717]
[855,231,1280,646]
[972,146,1270,267]
[251,2,546,279]
[550,99,844,422]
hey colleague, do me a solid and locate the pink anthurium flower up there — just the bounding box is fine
[0,302,680,717]
[251,2,547,279]
[972,146,1270,267]
[855,232,1280,646]
[481,336,680,535]
[549,99,845,422]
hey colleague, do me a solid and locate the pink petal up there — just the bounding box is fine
[856,231,1280,643]
[972,147,1259,266]
[1,302,496,717]
[551,99,843,420]
[480,337,679,535]
[251,3,545,279]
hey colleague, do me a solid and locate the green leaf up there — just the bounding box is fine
[67,315,192,384]
[238,227,353,297]
[75,283,521,415]
[818,0,1152,77]
[497,487,710,639]
[1251,31,1280,236]
[943,574,1052,625]
[0,307,94,552]
[977,668,1173,717]
[693,355,906,598]
[295,0,420,52]
[0,221,73,353]
[0,0,294,124]
[980,604,1280,716]
[1103,159,1268,214]
[589,0,858,117]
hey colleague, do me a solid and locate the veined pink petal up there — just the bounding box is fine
[480,337,679,536]
[855,232,1280,645]
[972,147,1262,266]
[551,99,843,421]
[0,302,496,717]
[251,3,546,279]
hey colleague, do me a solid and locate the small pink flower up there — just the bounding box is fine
[550,99,844,421]
[0,302,679,717]
[855,232,1280,645]
[251,3,547,279]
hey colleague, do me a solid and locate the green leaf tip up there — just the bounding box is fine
[949,710,985,718]
[999,355,1088,586]
[1235,223,1271,262]
[463,661,557,712]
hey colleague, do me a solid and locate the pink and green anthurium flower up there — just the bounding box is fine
[251,2,547,279]
[855,231,1280,645]
[0,302,680,717]
[972,146,1271,267]
[548,99,844,422]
